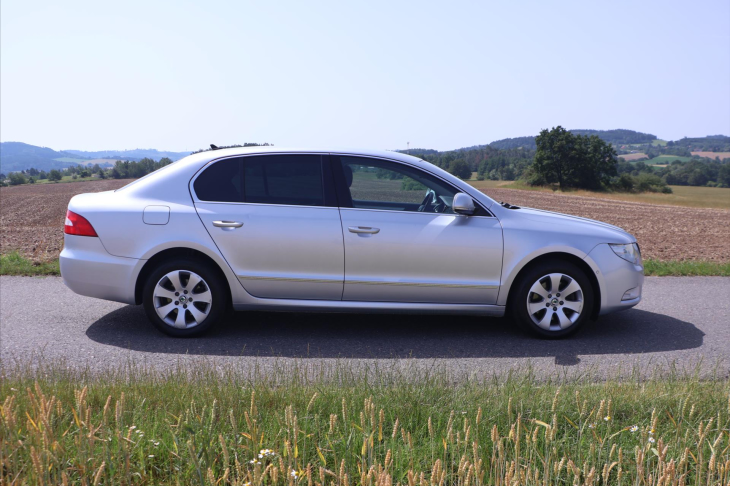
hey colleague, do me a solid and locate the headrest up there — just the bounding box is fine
[343,164,353,187]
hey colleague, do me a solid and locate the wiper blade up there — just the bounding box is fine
[499,201,521,209]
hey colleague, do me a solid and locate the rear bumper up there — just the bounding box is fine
[60,235,140,305]
[585,244,644,315]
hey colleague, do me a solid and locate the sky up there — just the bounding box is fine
[1,0,729,152]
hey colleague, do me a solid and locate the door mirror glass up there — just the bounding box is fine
[453,193,475,215]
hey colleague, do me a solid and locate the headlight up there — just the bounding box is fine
[610,243,642,265]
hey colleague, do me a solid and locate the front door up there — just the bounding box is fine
[192,153,344,300]
[334,156,503,304]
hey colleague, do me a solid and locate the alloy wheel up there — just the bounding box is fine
[153,270,213,329]
[526,273,584,331]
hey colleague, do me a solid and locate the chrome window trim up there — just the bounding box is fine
[194,200,338,211]
[189,151,494,217]
[339,206,494,218]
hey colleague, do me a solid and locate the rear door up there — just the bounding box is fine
[192,154,345,300]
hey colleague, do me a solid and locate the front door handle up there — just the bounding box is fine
[213,220,243,228]
[348,226,380,234]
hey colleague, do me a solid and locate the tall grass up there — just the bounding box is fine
[1,360,729,484]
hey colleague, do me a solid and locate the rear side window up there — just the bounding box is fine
[193,158,242,202]
[193,155,325,206]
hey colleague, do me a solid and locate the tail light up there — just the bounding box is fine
[64,210,98,237]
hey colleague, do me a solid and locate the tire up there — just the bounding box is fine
[142,258,228,337]
[510,260,594,339]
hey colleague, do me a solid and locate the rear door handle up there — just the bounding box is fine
[213,220,243,228]
[348,226,380,234]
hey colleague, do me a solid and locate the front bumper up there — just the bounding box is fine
[585,243,644,315]
[60,235,140,305]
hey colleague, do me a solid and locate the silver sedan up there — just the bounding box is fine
[60,147,643,338]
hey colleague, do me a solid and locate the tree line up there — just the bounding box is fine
[1,158,173,186]
[422,126,729,193]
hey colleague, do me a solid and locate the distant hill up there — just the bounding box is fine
[488,136,537,150]
[487,129,658,151]
[396,148,440,156]
[670,135,730,152]
[0,142,90,172]
[1,143,191,173]
[63,148,190,161]
[570,129,657,145]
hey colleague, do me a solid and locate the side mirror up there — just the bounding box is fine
[453,193,475,216]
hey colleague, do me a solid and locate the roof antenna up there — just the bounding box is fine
[210,144,219,150]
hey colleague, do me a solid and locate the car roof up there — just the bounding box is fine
[189,146,424,164]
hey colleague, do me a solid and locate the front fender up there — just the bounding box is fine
[497,244,590,306]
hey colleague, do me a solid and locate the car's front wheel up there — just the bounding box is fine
[511,260,594,338]
[142,259,228,337]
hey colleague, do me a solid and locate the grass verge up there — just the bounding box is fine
[0,252,60,276]
[643,260,730,276]
[2,253,729,277]
[1,360,729,484]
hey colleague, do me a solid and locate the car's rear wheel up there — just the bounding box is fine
[142,259,227,337]
[511,260,594,338]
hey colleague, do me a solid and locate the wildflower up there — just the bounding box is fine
[129,426,137,430]
[588,423,596,429]
[148,455,155,458]
[249,460,261,465]
[630,425,638,433]
[649,428,655,435]
[258,449,276,458]
[648,437,655,444]
[604,416,611,421]
[291,470,299,479]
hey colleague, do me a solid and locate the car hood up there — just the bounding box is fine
[507,206,636,243]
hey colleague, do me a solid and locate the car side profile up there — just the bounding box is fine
[60,147,644,338]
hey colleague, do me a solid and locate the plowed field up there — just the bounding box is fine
[1,179,728,262]
[0,180,130,262]
[480,188,730,262]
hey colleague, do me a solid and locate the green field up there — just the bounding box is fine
[1,360,729,485]
[651,139,668,146]
[52,157,89,163]
[644,155,693,164]
[35,175,99,184]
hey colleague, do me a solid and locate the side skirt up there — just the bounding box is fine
[232,299,505,316]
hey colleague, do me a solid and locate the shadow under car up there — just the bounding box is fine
[85,305,704,365]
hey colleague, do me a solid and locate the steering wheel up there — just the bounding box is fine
[418,189,436,212]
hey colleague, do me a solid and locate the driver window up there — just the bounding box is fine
[339,157,458,213]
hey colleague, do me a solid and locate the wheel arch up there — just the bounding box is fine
[502,251,602,319]
[134,247,234,306]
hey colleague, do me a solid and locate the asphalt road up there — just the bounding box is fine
[1,276,728,379]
